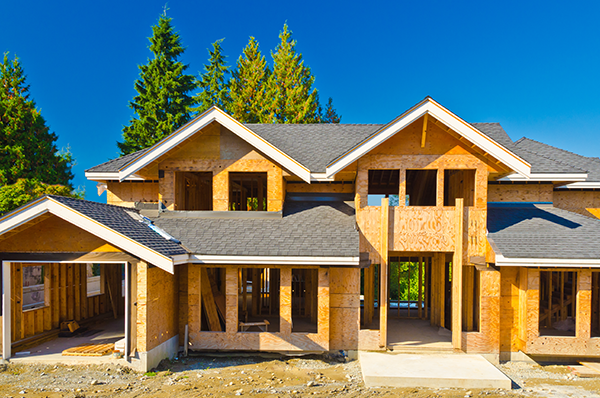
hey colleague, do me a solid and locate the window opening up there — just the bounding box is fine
[292,269,318,333]
[200,267,227,332]
[368,169,399,206]
[444,169,475,207]
[22,265,48,311]
[229,172,267,211]
[176,171,213,210]
[406,170,437,206]
[238,268,280,332]
[539,271,577,336]
[87,264,103,297]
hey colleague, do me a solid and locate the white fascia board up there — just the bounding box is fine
[499,173,588,182]
[496,254,600,268]
[117,107,311,183]
[325,98,532,178]
[85,172,146,182]
[185,254,359,266]
[0,197,50,235]
[555,181,600,189]
[46,199,174,273]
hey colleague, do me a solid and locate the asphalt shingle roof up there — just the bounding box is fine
[487,203,600,259]
[152,199,359,257]
[49,195,186,257]
[85,149,148,173]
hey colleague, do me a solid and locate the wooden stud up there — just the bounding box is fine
[200,268,221,332]
[418,257,423,319]
[421,114,428,148]
[452,198,464,350]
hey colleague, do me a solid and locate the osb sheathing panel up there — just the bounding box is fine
[106,182,158,207]
[524,269,600,356]
[145,265,179,351]
[488,184,553,203]
[498,267,522,352]
[329,268,359,350]
[0,215,122,253]
[10,263,121,343]
[187,265,330,352]
[464,270,500,353]
[554,190,600,219]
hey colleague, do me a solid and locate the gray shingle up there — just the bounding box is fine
[48,195,187,257]
[152,199,359,257]
[487,203,600,259]
[85,149,148,173]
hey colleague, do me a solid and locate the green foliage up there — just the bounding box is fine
[263,24,319,124]
[0,54,74,187]
[0,178,83,215]
[195,39,230,114]
[320,97,341,123]
[389,261,424,302]
[144,371,157,377]
[118,15,198,155]
[228,37,269,123]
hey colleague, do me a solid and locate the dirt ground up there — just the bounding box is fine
[1,354,600,398]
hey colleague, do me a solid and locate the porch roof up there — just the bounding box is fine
[487,202,600,262]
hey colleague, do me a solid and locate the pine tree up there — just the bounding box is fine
[195,39,230,114]
[0,54,74,187]
[228,37,269,123]
[118,15,197,155]
[320,97,341,123]
[263,24,319,124]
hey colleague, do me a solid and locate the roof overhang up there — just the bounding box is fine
[89,107,311,183]
[498,173,589,183]
[0,197,175,273]
[178,254,360,266]
[324,97,532,178]
[495,254,600,268]
[84,173,146,182]
[555,181,600,189]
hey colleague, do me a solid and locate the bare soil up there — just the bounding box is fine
[0,354,600,397]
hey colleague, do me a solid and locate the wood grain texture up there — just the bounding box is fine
[488,184,553,203]
[106,181,159,207]
[553,190,600,219]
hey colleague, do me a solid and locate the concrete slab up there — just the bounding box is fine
[360,352,512,389]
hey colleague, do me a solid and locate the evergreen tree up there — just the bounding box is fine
[228,37,269,123]
[320,97,341,123]
[263,24,319,124]
[195,39,230,114]
[118,15,197,155]
[0,54,74,187]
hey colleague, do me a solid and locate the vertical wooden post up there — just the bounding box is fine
[577,270,592,340]
[2,261,11,360]
[379,197,389,348]
[252,269,259,316]
[418,257,423,319]
[225,267,238,334]
[452,198,464,351]
[425,258,430,320]
[547,272,553,328]
[124,262,131,360]
[407,260,411,318]
[280,268,292,335]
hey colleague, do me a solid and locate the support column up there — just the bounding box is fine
[379,197,389,348]
[452,198,464,351]
[576,269,592,340]
[124,262,131,361]
[2,261,11,360]
[280,268,292,336]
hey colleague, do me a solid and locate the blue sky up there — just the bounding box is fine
[2,0,599,200]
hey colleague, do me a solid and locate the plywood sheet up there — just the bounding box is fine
[62,343,114,357]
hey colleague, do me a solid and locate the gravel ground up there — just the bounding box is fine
[0,354,599,397]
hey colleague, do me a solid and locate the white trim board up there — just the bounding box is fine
[325,97,532,178]
[108,107,311,183]
[181,254,359,266]
[0,197,175,273]
[499,173,588,182]
[495,254,600,268]
[555,181,600,189]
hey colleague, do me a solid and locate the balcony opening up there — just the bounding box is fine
[229,172,267,211]
[539,270,577,337]
[444,169,475,207]
[406,170,437,206]
[292,269,318,333]
[239,268,280,332]
[368,169,399,206]
[176,172,213,210]
[200,267,226,332]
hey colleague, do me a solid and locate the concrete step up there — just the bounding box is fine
[359,351,512,389]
